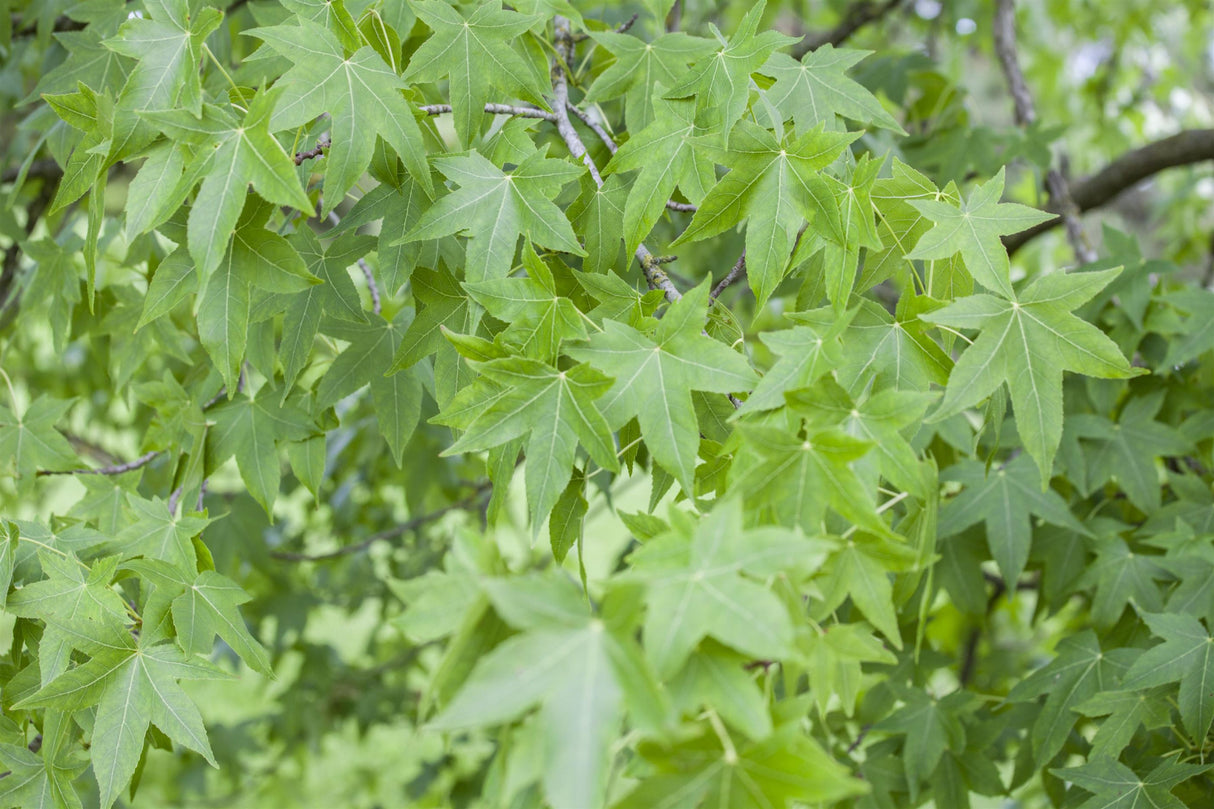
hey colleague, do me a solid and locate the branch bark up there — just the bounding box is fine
[550,16,683,303]
[992,0,1095,264]
[1005,128,1214,255]
[792,0,905,59]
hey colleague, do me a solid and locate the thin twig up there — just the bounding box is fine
[418,102,558,122]
[327,211,380,314]
[710,252,747,302]
[793,0,905,59]
[36,450,161,478]
[551,16,683,303]
[564,102,698,214]
[993,0,1095,263]
[294,135,330,166]
[269,482,493,562]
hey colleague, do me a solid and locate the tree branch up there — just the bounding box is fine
[710,252,747,302]
[294,135,329,165]
[792,0,905,59]
[550,16,683,303]
[1004,128,1214,255]
[269,482,493,562]
[418,102,558,122]
[992,0,1095,263]
[36,450,161,478]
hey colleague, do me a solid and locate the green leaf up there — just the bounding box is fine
[907,168,1054,298]
[17,640,227,809]
[670,121,857,304]
[584,30,716,133]
[735,308,853,415]
[762,45,906,135]
[938,456,1089,588]
[402,0,548,146]
[0,396,78,482]
[208,390,313,515]
[662,1,797,139]
[1053,758,1209,809]
[603,93,716,254]
[104,0,222,118]
[251,19,432,209]
[921,268,1143,481]
[401,148,585,284]
[567,281,757,491]
[143,92,313,280]
[624,501,805,677]
[436,357,617,531]
[1121,612,1214,741]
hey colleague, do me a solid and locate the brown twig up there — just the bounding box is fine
[992,0,1096,264]
[418,102,558,122]
[550,16,683,303]
[36,450,161,478]
[294,135,330,166]
[710,252,747,302]
[792,0,905,59]
[1005,128,1214,255]
[269,482,493,562]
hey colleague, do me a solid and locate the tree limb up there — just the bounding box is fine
[550,16,683,303]
[792,0,905,59]
[1005,128,1214,255]
[419,102,558,122]
[992,0,1096,263]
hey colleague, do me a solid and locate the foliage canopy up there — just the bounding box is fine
[3,0,1214,807]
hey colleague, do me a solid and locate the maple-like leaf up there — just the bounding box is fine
[762,45,905,135]
[143,92,313,280]
[1008,632,1133,767]
[921,267,1142,481]
[400,148,585,284]
[1069,391,1190,512]
[1121,612,1214,742]
[584,30,716,133]
[463,247,588,362]
[735,308,854,416]
[251,19,432,211]
[603,93,716,255]
[616,723,866,809]
[670,121,857,304]
[15,638,229,809]
[906,167,1054,298]
[623,500,810,677]
[1054,757,1209,809]
[566,281,758,492]
[938,456,1090,588]
[662,1,797,139]
[402,0,549,146]
[435,357,618,530]
[113,494,211,571]
[104,0,221,118]
[0,396,78,482]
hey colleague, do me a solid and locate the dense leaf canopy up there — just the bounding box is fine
[3,0,1214,807]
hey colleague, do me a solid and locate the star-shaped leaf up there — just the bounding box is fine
[401,148,585,284]
[251,18,432,210]
[113,494,211,570]
[906,167,1054,298]
[736,307,855,416]
[104,0,222,117]
[624,500,809,677]
[584,30,716,133]
[402,0,549,146]
[1069,391,1190,512]
[1122,612,1214,742]
[671,121,857,304]
[921,267,1142,481]
[143,92,313,280]
[1053,757,1209,809]
[435,357,618,530]
[0,396,78,483]
[662,1,797,139]
[463,247,588,362]
[762,45,905,135]
[603,93,716,255]
[938,456,1090,588]
[567,281,758,491]
[15,639,228,809]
